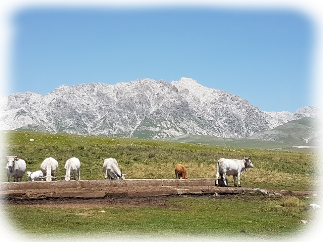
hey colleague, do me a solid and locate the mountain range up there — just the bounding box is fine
[0,77,320,142]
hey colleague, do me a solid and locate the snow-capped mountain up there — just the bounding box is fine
[0,77,319,139]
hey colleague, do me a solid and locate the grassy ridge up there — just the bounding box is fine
[2,131,318,190]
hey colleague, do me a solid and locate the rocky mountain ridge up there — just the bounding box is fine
[0,77,319,139]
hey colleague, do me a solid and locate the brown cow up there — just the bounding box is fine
[175,163,188,179]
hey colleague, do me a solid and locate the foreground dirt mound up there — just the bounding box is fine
[0,179,315,201]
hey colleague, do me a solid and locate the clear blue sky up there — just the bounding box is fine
[9,7,314,112]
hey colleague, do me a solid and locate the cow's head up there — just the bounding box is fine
[6,156,18,172]
[27,171,32,181]
[65,174,71,181]
[244,157,254,171]
[119,173,126,180]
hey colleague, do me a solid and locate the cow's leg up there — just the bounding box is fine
[113,170,117,179]
[78,168,81,181]
[107,170,111,179]
[233,176,237,187]
[237,173,241,187]
[222,173,227,186]
[107,169,114,180]
[215,167,220,186]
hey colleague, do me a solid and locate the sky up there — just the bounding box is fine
[7,6,315,112]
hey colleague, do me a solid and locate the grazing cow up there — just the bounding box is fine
[102,158,125,180]
[64,157,81,181]
[27,170,44,181]
[40,157,58,182]
[6,156,26,182]
[175,163,188,179]
[216,157,254,187]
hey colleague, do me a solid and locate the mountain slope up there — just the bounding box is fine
[248,117,321,146]
[0,77,319,139]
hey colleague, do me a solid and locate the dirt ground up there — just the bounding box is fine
[4,191,317,211]
[5,193,271,209]
[1,179,318,209]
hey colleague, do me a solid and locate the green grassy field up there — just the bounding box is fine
[1,130,318,190]
[1,130,320,238]
[5,196,314,238]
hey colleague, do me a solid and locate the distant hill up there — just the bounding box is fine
[167,117,321,150]
[248,117,321,146]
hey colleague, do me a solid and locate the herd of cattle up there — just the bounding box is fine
[5,155,254,187]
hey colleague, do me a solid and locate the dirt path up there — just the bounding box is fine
[1,179,318,208]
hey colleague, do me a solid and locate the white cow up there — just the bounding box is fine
[102,158,125,180]
[40,157,58,182]
[216,157,254,187]
[6,156,26,182]
[64,157,81,181]
[27,170,44,181]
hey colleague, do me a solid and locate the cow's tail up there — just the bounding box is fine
[46,163,52,182]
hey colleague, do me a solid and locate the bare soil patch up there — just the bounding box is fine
[5,196,170,209]
[1,179,317,209]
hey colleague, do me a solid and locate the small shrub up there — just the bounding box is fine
[280,196,306,216]
[281,196,303,207]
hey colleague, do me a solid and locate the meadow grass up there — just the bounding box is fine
[4,196,313,238]
[1,130,318,190]
[1,131,319,238]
